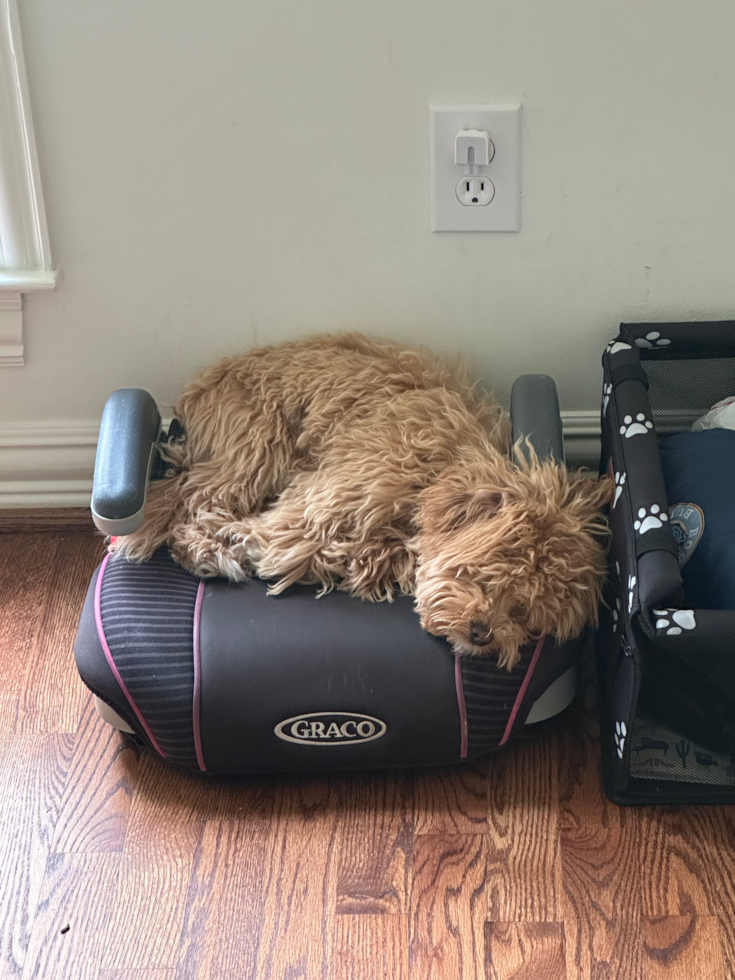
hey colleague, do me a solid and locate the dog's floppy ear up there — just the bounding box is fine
[469,487,507,517]
[573,474,615,510]
[563,474,615,528]
[422,483,507,533]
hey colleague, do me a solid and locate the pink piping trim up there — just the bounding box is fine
[455,656,469,759]
[94,553,167,758]
[192,580,207,772]
[499,635,547,747]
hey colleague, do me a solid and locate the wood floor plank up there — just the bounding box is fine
[652,808,735,978]
[485,921,566,980]
[251,777,342,980]
[642,915,725,980]
[414,761,489,836]
[335,770,413,915]
[99,971,176,980]
[486,730,562,922]
[175,799,276,980]
[0,509,95,534]
[557,683,628,834]
[0,696,19,734]
[99,756,206,972]
[561,824,642,980]
[0,535,60,702]
[15,533,105,733]
[0,734,75,977]
[558,685,645,978]
[633,804,735,978]
[637,807,722,918]
[409,834,486,980]
[328,914,408,980]
[21,852,120,980]
[51,697,138,854]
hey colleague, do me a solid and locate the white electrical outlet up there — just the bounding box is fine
[430,104,521,232]
[456,176,495,207]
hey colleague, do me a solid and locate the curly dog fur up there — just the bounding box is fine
[114,333,611,668]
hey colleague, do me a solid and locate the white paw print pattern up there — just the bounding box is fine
[615,561,620,576]
[613,471,626,508]
[634,504,668,534]
[605,341,633,355]
[615,720,627,759]
[612,596,621,633]
[653,608,696,636]
[620,413,653,438]
[635,331,671,349]
[602,383,613,417]
[628,575,636,614]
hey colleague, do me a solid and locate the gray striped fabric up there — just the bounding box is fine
[461,644,536,755]
[99,548,200,770]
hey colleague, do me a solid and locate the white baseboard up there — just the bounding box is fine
[0,411,602,509]
[0,421,98,507]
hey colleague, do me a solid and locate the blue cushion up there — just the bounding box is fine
[659,429,735,610]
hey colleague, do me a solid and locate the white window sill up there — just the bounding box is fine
[0,0,57,367]
[0,273,58,367]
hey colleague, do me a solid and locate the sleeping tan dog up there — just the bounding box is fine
[114,333,610,668]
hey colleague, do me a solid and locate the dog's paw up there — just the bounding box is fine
[634,504,668,534]
[171,537,254,581]
[619,413,653,438]
[212,520,262,559]
[613,471,626,508]
[652,608,696,636]
[635,330,671,349]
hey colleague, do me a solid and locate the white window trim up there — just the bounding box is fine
[0,0,56,367]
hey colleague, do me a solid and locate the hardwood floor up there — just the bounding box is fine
[0,529,733,979]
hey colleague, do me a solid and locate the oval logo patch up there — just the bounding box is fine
[274,711,387,746]
[669,503,704,567]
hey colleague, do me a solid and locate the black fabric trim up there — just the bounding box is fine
[618,321,735,360]
[461,643,536,755]
[99,548,200,770]
[610,363,649,389]
[638,348,735,362]
[635,529,680,559]
[612,777,735,806]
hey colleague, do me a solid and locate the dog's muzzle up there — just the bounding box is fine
[469,621,493,646]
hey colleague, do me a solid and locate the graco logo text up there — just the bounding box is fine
[274,712,387,746]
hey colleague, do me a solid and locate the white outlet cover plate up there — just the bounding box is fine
[430,104,521,232]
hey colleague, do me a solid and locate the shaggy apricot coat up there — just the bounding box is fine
[114,334,611,668]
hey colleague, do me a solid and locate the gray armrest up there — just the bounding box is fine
[91,389,161,535]
[510,374,564,465]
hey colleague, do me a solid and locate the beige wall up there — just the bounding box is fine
[4,0,735,426]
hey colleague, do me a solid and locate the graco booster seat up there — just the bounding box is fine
[74,374,588,774]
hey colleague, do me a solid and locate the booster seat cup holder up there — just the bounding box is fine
[78,375,582,774]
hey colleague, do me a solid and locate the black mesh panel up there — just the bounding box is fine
[642,356,735,434]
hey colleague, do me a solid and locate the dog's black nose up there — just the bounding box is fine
[469,621,493,646]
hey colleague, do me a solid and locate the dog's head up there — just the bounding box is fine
[413,454,612,669]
